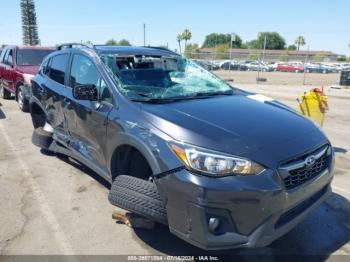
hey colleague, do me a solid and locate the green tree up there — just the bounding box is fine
[246,40,259,49]
[314,53,326,62]
[279,51,290,62]
[176,34,183,54]
[202,33,242,48]
[105,39,131,46]
[118,39,131,46]
[254,32,286,50]
[213,43,229,59]
[294,36,306,51]
[287,44,297,50]
[105,39,118,45]
[184,43,200,58]
[337,55,347,62]
[21,0,40,45]
[182,29,192,49]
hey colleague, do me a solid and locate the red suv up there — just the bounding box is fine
[0,46,54,111]
[276,63,304,73]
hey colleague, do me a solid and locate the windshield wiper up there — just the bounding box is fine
[130,90,234,104]
[130,98,177,104]
[192,90,234,97]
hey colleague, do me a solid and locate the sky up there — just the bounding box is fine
[0,0,349,55]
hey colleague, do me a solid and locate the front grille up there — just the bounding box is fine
[275,185,328,228]
[284,155,327,190]
[280,145,330,190]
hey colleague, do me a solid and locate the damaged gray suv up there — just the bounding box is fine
[29,44,335,250]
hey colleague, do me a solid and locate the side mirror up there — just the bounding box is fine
[73,84,98,101]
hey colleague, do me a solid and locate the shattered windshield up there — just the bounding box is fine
[101,54,233,102]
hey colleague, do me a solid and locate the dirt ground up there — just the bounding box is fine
[0,71,350,259]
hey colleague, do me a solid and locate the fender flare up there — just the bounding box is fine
[107,132,162,178]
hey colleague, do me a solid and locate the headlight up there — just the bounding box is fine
[23,73,34,85]
[170,143,264,177]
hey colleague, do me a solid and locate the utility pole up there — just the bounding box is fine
[143,23,146,46]
[229,33,235,71]
[303,45,310,85]
[258,35,267,80]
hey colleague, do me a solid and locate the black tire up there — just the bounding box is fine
[17,85,29,112]
[32,127,53,150]
[0,84,11,99]
[109,175,168,225]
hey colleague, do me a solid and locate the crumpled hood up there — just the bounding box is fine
[141,94,328,167]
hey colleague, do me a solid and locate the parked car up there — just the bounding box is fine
[221,61,248,71]
[193,60,219,71]
[30,43,334,250]
[276,63,304,73]
[304,63,334,74]
[246,61,273,72]
[0,45,54,111]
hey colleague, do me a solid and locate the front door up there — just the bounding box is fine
[65,54,114,170]
[2,49,16,92]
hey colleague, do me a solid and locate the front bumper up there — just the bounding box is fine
[157,164,334,250]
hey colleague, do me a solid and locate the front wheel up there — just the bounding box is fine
[109,175,168,225]
[17,85,29,112]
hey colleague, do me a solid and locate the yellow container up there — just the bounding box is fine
[299,90,328,127]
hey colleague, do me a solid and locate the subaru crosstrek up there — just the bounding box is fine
[29,44,335,250]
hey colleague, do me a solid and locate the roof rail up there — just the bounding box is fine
[57,43,94,51]
[145,46,179,55]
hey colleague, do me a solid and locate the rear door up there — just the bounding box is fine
[42,53,71,141]
[65,53,114,170]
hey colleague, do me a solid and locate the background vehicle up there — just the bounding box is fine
[0,45,54,111]
[193,60,219,71]
[277,62,304,73]
[304,63,337,74]
[221,61,248,71]
[30,44,334,251]
[246,61,273,72]
[276,62,304,73]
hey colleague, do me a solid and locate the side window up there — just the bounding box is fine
[0,49,6,62]
[6,50,13,66]
[70,54,112,104]
[1,49,8,63]
[39,58,50,76]
[49,54,69,85]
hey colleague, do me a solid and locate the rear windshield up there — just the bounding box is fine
[16,49,53,66]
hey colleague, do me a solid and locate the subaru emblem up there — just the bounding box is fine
[305,155,316,167]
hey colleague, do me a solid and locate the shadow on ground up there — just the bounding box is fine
[40,149,110,189]
[0,107,6,119]
[132,192,350,259]
[334,147,348,154]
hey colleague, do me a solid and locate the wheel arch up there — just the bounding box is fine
[29,99,47,129]
[108,133,162,181]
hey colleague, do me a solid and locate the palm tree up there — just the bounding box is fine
[176,34,183,54]
[295,36,306,51]
[182,29,192,50]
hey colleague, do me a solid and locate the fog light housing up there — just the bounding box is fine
[208,217,221,234]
